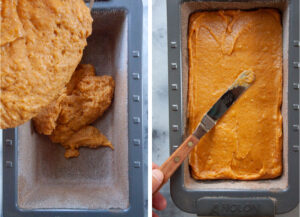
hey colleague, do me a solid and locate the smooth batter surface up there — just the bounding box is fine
[188,9,282,180]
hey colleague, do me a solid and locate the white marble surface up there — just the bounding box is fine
[151,0,299,216]
[142,0,149,213]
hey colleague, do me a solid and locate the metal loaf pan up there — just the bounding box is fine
[167,0,299,216]
[3,0,144,216]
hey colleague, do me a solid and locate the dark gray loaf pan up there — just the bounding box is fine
[167,0,299,216]
[2,0,145,217]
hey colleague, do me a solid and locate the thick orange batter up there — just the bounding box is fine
[188,9,282,180]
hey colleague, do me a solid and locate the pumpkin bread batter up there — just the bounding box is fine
[188,9,282,180]
[33,64,115,158]
[0,0,92,128]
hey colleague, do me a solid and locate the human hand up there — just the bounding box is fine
[152,163,167,217]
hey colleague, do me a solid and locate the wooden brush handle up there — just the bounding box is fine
[153,134,199,195]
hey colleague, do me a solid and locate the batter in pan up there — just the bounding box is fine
[188,9,282,180]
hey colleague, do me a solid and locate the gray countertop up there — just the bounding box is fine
[152,0,299,216]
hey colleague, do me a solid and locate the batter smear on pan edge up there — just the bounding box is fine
[188,9,282,180]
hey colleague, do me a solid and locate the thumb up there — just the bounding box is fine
[152,169,164,193]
